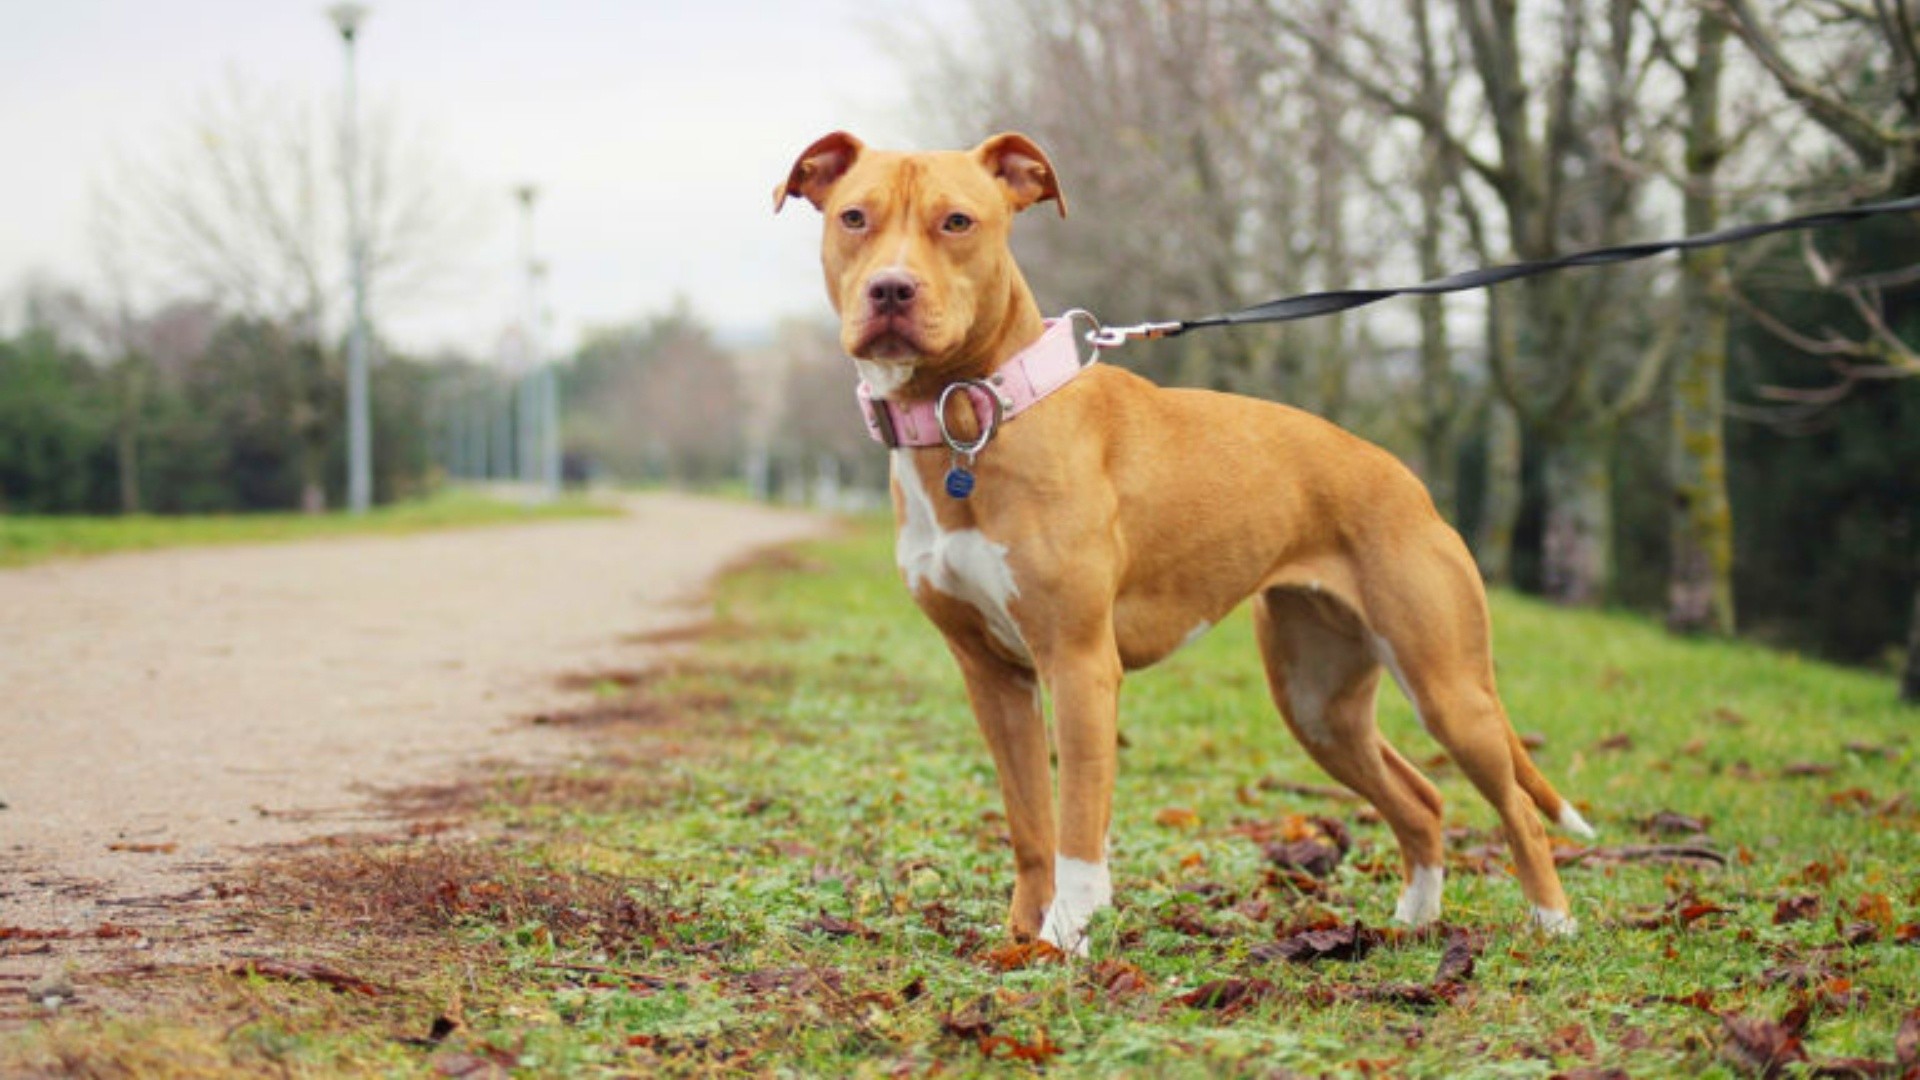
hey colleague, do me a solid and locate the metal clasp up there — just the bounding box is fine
[1085,320,1185,349]
[936,379,1002,456]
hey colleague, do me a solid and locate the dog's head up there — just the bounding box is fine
[774,132,1065,391]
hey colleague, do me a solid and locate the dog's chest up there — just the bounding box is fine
[892,453,1029,661]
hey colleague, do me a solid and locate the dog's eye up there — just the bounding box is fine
[839,208,866,230]
[942,212,974,234]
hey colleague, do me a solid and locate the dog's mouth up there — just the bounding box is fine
[850,314,928,361]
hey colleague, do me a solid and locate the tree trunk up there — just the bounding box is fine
[1477,396,1522,583]
[1903,581,1920,705]
[1667,10,1736,635]
[1541,429,1611,605]
[114,358,144,514]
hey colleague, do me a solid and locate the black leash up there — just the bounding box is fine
[1086,194,1920,348]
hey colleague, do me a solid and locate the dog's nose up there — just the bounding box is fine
[866,271,918,313]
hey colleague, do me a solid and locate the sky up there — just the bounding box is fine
[0,0,967,356]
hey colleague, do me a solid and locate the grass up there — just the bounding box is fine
[0,488,621,568]
[4,516,1916,1077]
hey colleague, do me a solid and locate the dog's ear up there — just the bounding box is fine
[774,132,864,214]
[973,132,1067,218]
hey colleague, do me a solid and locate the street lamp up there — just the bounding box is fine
[327,2,373,513]
[514,184,541,498]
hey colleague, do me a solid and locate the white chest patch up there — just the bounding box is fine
[893,453,1028,660]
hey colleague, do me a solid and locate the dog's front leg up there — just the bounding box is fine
[948,639,1056,941]
[1037,640,1121,956]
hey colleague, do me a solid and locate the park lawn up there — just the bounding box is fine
[7,516,1917,1077]
[0,488,620,568]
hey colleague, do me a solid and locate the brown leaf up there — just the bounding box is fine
[1262,838,1344,878]
[1161,904,1230,938]
[1593,733,1634,753]
[1642,810,1711,837]
[1838,921,1880,947]
[797,912,877,941]
[1895,1008,1920,1067]
[1774,895,1822,925]
[1895,923,1920,946]
[1154,806,1201,829]
[1553,1069,1631,1080]
[1546,1022,1598,1061]
[982,940,1064,971]
[1254,921,1382,964]
[1781,761,1837,778]
[978,1030,1062,1064]
[1175,977,1278,1012]
[940,993,995,1039]
[1087,959,1151,1000]
[1719,1011,1810,1077]
[106,842,178,854]
[1434,930,1477,985]
[1853,893,1895,931]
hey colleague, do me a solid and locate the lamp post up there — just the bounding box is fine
[326,2,373,513]
[514,184,541,498]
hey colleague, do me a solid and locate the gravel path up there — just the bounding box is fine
[0,494,825,941]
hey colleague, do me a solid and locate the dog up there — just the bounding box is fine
[774,131,1594,955]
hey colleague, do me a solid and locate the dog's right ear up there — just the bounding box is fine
[773,132,864,214]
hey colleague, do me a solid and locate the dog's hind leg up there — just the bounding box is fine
[1253,589,1448,926]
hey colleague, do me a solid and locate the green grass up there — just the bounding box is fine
[0,488,621,567]
[6,516,1916,1077]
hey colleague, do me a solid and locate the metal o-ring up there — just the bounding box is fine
[936,380,1001,456]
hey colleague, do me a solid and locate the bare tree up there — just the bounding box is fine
[97,74,484,509]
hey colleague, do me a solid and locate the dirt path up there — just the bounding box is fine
[0,494,825,954]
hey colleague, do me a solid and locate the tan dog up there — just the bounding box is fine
[774,131,1593,955]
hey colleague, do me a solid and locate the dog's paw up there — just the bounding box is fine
[1530,907,1579,936]
[1038,855,1111,958]
[1392,865,1445,926]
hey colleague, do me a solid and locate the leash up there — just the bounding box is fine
[1085,194,1920,348]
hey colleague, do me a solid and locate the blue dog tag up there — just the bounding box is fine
[945,466,976,499]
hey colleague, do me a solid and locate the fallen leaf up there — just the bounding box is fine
[1434,930,1477,985]
[106,842,177,854]
[1553,1069,1630,1080]
[1561,843,1725,868]
[982,940,1063,971]
[1154,806,1201,829]
[1087,959,1151,1000]
[1896,1008,1920,1067]
[1781,762,1837,778]
[796,912,877,941]
[1262,839,1344,878]
[1837,921,1880,947]
[1774,895,1822,925]
[1254,921,1382,964]
[1594,733,1634,753]
[1175,977,1278,1013]
[940,994,995,1039]
[1642,810,1711,837]
[1853,893,1895,931]
[1545,1022,1598,1061]
[977,1029,1062,1064]
[1719,1010,1809,1077]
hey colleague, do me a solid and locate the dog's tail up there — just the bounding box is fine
[1510,730,1597,839]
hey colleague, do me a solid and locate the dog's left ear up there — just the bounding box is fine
[774,131,864,214]
[974,132,1067,218]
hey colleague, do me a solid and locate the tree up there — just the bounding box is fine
[1663,2,1738,634]
[99,74,482,509]
[1718,0,1920,699]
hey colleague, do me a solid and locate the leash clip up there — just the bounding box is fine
[1085,320,1185,349]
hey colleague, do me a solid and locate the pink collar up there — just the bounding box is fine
[856,317,1091,449]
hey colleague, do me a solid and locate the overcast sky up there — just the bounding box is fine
[0,0,966,355]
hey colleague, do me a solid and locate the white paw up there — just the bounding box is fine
[1531,906,1579,936]
[1038,855,1111,958]
[1393,865,1445,926]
